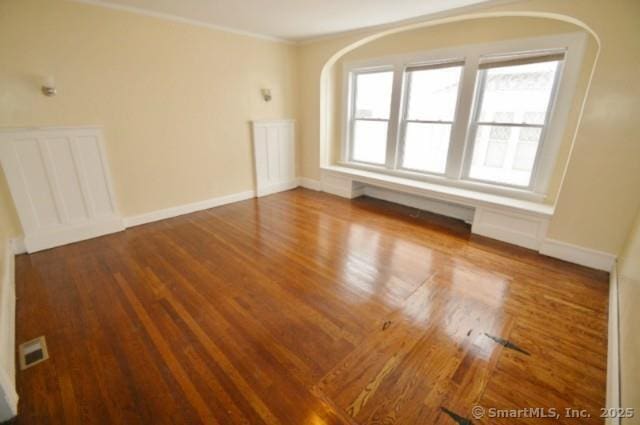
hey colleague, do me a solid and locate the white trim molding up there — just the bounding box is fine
[72,0,292,44]
[605,263,621,425]
[0,240,18,422]
[124,190,256,228]
[539,238,616,272]
[23,218,124,253]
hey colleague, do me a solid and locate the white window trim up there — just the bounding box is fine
[340,32,587,202]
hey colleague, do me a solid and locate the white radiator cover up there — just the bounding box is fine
[0,127,124,253]
[251,120,296,197]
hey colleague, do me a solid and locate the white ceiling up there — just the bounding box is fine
[82,0,494,42]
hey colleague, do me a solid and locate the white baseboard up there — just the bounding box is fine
[0,239,18,422]
[24,217,125,253]
[124,190,255,228]
[605,263,620,425]
[539,238,616,271]
[299,178,321,191]
[256,180,299,197]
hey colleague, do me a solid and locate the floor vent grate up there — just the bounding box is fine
[19,336,49,370]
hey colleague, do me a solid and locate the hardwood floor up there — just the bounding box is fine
[14,188,609,424]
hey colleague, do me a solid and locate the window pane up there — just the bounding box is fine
[406,66,462,121]
[354,71,393,119]
[468,125,541,186]
[484,140,508,167]
[352,120,388,164]
[513,127,542,171]
[478,60,559,124]
[513,140,539,171]
[401,123,451,174]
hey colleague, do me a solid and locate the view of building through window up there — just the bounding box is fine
[401,64,462,174]
[468,60,560,186]
[351,70,393,164]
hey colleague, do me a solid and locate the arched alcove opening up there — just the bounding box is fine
[318,12,600,204]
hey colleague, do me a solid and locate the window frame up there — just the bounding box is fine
[396,59,465,175]
[346,66,395,166]
[461,53,566,190]
[340,32,587,201]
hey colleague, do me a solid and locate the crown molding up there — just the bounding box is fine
[71,0,294,44]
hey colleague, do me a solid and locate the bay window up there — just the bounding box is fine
[342,34,585,199]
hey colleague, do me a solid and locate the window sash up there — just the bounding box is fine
[405,59,465,72]
[478,51,565,70]
[475,121,544,128]
[462,58,562,189]
[347,69,394,164]
[397,63,463,175]
[349,118,390,166]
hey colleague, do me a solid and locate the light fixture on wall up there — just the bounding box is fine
[261,88,272,102]
[41,76,57,97]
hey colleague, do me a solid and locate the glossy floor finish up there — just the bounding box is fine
[15,189,609,424]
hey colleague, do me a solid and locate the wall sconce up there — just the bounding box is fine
[41,76,57,97]
[261,88,272,102]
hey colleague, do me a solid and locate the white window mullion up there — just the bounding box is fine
[396,70,413,170]
[345,72,357,162]
[385,63,405,169]
[460,67,487,180]
[447,56,479,180]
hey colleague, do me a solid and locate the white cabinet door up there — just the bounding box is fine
[0,127,124,252]
[252,120,297,197]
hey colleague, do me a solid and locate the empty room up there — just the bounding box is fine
[0,0,639,423]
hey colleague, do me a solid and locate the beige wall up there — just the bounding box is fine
[328,17,596,204]
[619,211,640,420]
[0,0,298,219]
[298,0,640,256]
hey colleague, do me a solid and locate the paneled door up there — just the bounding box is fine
[0,127,124,252]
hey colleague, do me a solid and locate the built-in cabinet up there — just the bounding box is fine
[0,127,124,253]
[251,120,296,197]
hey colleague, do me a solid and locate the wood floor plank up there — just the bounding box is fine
[14,189,609,424]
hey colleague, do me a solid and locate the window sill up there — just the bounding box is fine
[322,164,554,217]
